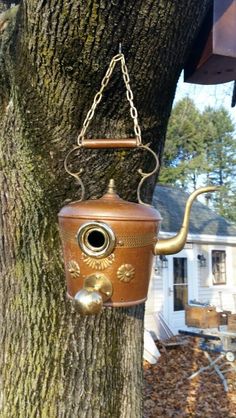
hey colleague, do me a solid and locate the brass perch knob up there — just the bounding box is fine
[74,273,113,315]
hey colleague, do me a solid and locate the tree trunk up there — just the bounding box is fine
[0,1,211,417]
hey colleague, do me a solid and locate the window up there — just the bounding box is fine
[173,257,188,311]
[212,250,226,285]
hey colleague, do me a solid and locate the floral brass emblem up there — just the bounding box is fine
[82,253,115,270]
[117,264,135,283]
[67,260,80,279]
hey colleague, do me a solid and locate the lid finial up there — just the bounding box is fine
[107,179,116,194]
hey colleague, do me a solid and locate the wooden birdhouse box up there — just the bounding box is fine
[184,0,236,84]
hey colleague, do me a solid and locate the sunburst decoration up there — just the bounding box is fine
[117,264,135,283]
[82,253,115,270]
[67,260,80,279]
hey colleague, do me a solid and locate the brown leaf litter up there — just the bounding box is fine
[144,337,236,418]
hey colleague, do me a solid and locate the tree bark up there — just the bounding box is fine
[0,1,211,417]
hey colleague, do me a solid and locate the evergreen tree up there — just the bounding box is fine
[202,107,236,221]
[160,97,207,189]
[160,99,236,223]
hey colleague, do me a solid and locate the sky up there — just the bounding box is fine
[174,73,236,127]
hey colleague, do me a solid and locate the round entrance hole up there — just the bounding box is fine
[87,229,106,250]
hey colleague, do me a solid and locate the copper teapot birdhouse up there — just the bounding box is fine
[58,53,218,315]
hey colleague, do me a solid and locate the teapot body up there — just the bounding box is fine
[58,191,161,307]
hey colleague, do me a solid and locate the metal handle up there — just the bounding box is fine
[81,138,138,148]
[64,52,160,204]
[64,143,159,205]
[77,53,142,146]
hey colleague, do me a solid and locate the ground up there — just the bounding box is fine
[144,337,236,418]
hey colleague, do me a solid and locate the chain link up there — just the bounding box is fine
[77,53,142,146]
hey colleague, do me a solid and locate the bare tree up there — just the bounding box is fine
[0,1,211,417]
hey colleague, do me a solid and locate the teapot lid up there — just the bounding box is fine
[58,180,161,222]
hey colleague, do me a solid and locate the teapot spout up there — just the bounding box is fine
[154,186,219,256]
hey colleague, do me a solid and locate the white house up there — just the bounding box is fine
[145,185,236,336]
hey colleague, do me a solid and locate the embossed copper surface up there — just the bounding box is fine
[117,264,135,283]
[58,185,161,307]
[59,181,218,309]
[67,260,80,279]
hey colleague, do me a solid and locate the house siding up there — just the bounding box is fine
[145,267,164,336]
[145,185,236,335]
[145,242,236,336]
[197,243,236,313]
[232,247,236,287]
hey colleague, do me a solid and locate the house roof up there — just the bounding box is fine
[152,184,236,237]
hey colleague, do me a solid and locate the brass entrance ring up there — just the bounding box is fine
[77,221,116,259]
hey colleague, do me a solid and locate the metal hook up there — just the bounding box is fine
[119,43,122,54]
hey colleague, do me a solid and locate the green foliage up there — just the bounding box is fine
[160,97,207,188]
[159,98,236,223]
[202,107,236,184]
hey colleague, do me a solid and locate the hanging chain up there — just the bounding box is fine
[77,53,142,146]
[65,52,159,204]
